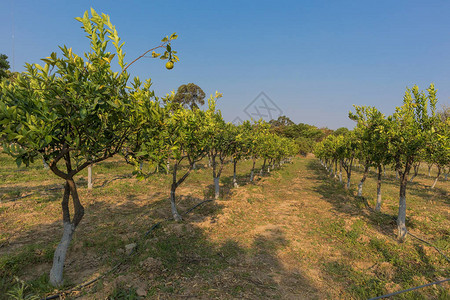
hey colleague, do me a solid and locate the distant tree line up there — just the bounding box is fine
[269,115,336,156]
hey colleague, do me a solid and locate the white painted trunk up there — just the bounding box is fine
[375,185,382,212]
[170,190,182,221]
[338,172,342,182]
[50,222,75,286]
[250,170,254,182]
[346,177,351,189]
[87,165,93,190]
[233,161,239,188]
[397,195,407,241]
[357,182,363,197]
[139,162,144,171]
[431,171,440,189]
[214,177,220,199]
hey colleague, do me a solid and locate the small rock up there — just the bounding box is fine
[125,243,137,255]
[136,286,147,297]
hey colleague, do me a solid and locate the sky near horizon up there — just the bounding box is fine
[1,0,449,129]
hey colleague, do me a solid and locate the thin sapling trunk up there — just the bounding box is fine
[375,164,382,212]
[250,158,256,182]
[87,164,93,189]
[233,159,238,188]
[260,158,266,176]
[431,166,441,189]
[397,163,411,242]
[357,164,370,197]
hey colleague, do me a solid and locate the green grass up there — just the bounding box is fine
[0,152,448,299]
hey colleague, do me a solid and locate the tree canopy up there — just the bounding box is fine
[173,83,206,110]
[0,54,10,80]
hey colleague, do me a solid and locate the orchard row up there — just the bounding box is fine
[314,85,449,242]
[0,10,298,286]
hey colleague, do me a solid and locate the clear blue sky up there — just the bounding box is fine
[1,0,449,129]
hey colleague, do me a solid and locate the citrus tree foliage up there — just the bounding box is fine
[0,9,177,286]
[0,54,10,80]
[424,109,449,188]
[204,106,235,199]
[133,92,222,221]
[349,106,392,209]
[245,120,271,181]
[314,134,342,177]
[388,84,438,241]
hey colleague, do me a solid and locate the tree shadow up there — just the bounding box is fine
[110,217,319,299]
[0,180,320,299]
[305,160,418,239]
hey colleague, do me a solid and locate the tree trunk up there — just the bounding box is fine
[409,163,420,183]
[260,158,266,176]
[170,162,182,221]
[357,165,369,197]
[348,159,353,189]
[50,221,75,286]
[397,171,408,242]
[233,160,238,188]
[250,158,256,182]
[431,166,441,189]
[170,188,182,221]
[334,160,338,178]
[427,164,432,177]
[87,164,93,189]
[49,182,71,287]
[214,177,220,199]
[343,159,353,189]
[50,178,84,287]
[339,162,343,183]
[211,154,220,200]
[375,165,382,212]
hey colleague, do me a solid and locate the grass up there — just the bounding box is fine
[0,152,448,299]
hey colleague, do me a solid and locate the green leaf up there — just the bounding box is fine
[15,157,22,168]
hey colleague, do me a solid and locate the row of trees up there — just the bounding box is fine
[0,9,298,287]
[269,115,332,156]
[314,85,449,242]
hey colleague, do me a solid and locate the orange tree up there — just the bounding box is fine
[388,84,438,241]
[0,9,177,286]
[349,106,392,211]
[132,92,222,221]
